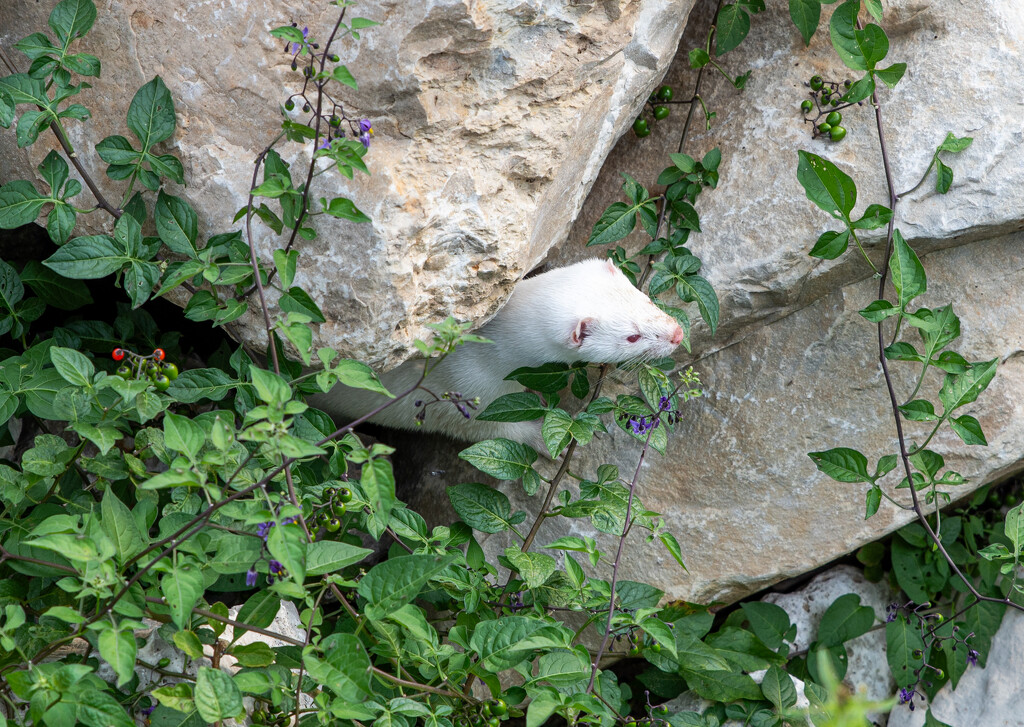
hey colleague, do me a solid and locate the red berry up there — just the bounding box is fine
[112,348,125,361]
[154,348,166,361]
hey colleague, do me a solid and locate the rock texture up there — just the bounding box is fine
[887,607,1024,727]
[0,0,696,369]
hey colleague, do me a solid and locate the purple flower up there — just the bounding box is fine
[898,687,917,711]
[141,704,157,718]
[317,137,332,151]
[290,26,309,55]
[885,602,899,623]
[359,118,372,132]
[359,118,373,148]
[257,521,274,540]
[658,396,671,412]
[269,560,285,576]
[967,649,979,667]
[245,567,258,587]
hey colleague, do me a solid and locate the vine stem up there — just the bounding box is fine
[586,419,656,694]
[868,77,1023,617]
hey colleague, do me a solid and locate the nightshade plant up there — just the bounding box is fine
[0,3,1020,727]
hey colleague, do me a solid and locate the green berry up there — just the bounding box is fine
[829,125,847,141]
[490,700,507,717]
[656,85,673,101]
[650,642,662,653]
[830,97,840,106]
[653,105,670,120]
[810,75,823,91]
[818,123,832,134]
[326,517,341,532]
[117,365,132,379]
[800,99,813,114]
[826,111,842,126]
[154,375,171,391]
[337,487,353,503]
[284,99,295,111]
[331,502,347,517]
[632,118,650,136]
[161,362,179,380]
[487,719,500,727]
[629,644,641,656]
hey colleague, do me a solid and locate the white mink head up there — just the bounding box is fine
[518,258,685,365]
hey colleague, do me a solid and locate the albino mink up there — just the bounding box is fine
[313,259,684,446]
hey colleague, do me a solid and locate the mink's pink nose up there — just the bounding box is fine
[669,324,684,345]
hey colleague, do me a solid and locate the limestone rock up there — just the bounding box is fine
[0,0,697,369]
[887,607,1024,727]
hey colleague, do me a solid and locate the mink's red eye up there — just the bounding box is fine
[627,334,641,343]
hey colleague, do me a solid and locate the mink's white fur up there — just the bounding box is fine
[312,259,685,447]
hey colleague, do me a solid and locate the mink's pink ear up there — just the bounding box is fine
[571,318,594,347]
[604,259,617,274]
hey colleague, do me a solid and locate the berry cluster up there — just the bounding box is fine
[312,486,353,538]
[801,74,858,142]
[454,698,510,727]
[632,85,676,138]
[111,348,179,391]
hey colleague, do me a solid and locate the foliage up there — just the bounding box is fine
[0,3,1020,727]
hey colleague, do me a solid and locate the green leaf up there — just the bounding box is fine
[448,482,521,533]
[43,234,125,278]
[541,408,573,457]
[266,520,306,584]
[0,179,47,229]
[166,368,236,402]
[689,48,711,68]
[875,62,907,89]
[361,457,396,539]
[935,159,953,194]
[48,0,97,44]
[938,132,973,154]
[716,4,751,56]
[808,447,871,483]
[829,0,866,70]
[358,554,453,620]
[679,666,761,702]
[817,593,874,647]
[305,540,372,576]
[49,346,94,387]
[859,299,899,322]
[889,230,926,308]
[477,392,546,422]
[127,76,176,150]
[155,191,199,257]
[102,489,146,564]
[304,633,373,701]
[330,65,358,89]
[760,664,797,709]
[325,357,392,396]
[886,616,926,688]
[938,359,997,415]
[899,399,939,422]
[321,195,370,222]
[586,201,640,247]
[459,438,538,480]
[923,710,953,727]
[841,74,875,104]
[740,602,791,650]
[194,666,243,723]
[504,545,557,589]
[161,563,204,630]
[789,0,820,45]
[164,412,205,460]
[851,203,892,230]
[1005,503,1023,554]
[76,690,135,727]
[639,617,678,659]
[675,274,719,334]
[469,616,550,671]
[98,626,137,687]
[796,151,856,218]
[949,414,986,446]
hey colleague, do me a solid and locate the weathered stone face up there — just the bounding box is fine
[0,0,696,369]
[400,0,1024,604]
